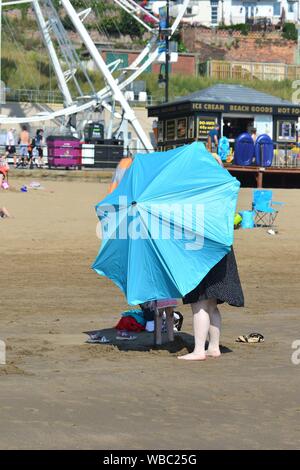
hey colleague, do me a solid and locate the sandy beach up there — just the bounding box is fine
[0,178,299,449]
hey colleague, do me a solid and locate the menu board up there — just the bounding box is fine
[166,119,176,140]
[188,116,195,139]
[198,117,218,139]
[157,121,164,142]
[177,118,187,139]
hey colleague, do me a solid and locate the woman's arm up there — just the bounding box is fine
[212,153,224,167]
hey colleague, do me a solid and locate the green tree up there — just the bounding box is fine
[119,11,143,38]
[282,23,297,41]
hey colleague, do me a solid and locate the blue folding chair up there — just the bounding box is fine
[252,190,284,227]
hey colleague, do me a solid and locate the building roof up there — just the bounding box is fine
[167,84,295,107]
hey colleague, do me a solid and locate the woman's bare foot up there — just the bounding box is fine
[178,352,206,361]
[205,348,221,358]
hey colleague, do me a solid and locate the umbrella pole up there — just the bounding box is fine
[166,311,174,342]
[154,308,163,346]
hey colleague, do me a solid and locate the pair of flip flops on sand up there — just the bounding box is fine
[236,333,264,343]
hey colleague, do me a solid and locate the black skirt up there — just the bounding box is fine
[182,248,244,307]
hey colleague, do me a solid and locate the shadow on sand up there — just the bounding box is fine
[83,328,232,355]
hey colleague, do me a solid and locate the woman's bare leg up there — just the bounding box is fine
[178,300,211,361]
[206,300,221,357]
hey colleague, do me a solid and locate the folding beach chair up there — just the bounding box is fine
[252,189,284,227]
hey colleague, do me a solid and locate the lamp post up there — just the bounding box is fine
[158,0,171,102]
[165,0,170,103]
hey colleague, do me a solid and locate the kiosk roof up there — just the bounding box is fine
[166,84,295,107]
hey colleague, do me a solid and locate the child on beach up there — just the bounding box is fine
[155,298,178,344]
[0,155,9,188]
[141,298,179,345]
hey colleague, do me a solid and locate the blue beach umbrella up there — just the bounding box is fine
[92,142,240,305]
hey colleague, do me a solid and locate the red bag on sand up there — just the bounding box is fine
[115,316,145,332]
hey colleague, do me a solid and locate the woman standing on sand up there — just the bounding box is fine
[178,154,244,362]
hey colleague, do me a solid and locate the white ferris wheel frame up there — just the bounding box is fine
[0,0,190,151]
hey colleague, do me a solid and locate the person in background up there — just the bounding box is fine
[152,120,158,144]
[35,129,44,168]
[27,139,34,168]
[5,128,17,167]
[251,128,257,143]
[19,125,31,166]
[196,135,223,164]
[207,124,220,154]
[0,154,9,187]
[0,206,10,218]
[107,148,133,194]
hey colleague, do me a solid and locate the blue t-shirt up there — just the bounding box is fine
[36,134,43,146]
[209,129,218,140]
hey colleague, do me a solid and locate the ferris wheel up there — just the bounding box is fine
[0,0,190,151]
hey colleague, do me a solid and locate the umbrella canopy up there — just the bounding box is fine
[92,142,240,305]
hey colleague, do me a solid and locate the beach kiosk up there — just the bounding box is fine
[148,84,300,187]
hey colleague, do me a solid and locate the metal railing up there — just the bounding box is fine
[1,141,300,170]
[6,88,64,104]
[273,143,300,168]
[4,88,162,106]
[168,141,300,169]
[205,60,300,81]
